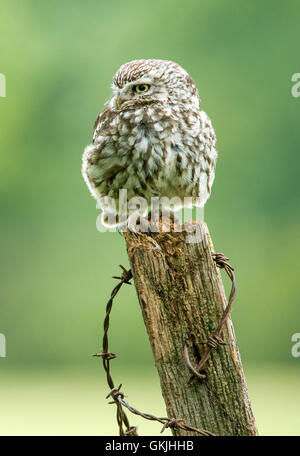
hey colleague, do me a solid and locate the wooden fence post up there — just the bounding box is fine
[124,220,257,436]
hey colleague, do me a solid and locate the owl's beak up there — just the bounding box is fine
[115,94,121,110]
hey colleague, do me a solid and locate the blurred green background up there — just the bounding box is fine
[0,0,300,435]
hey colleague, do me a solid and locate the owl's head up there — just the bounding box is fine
[109,59,199,111]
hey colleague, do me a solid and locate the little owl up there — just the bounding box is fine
[82,59,217,230]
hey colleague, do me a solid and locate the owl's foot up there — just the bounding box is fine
[126,222,140,237]
[131,216,157,237]
[117,215,160,238]
[147,211,182,233]
[117,225,138,237]
[118,218,139,237]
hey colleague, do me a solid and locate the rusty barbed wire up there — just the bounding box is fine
[106,384,215,436]
[186,252,236,384]
[95,264,215,436]
[93,265,133,436]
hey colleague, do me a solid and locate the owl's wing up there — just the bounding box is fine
[93,106,115,143]
[82,106,123,204]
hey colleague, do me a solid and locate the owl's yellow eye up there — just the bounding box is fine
[133,84,150,93]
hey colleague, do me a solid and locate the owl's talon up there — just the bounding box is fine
[152,244,161,251]
[145,222,159,237]
[128,225,139,237]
